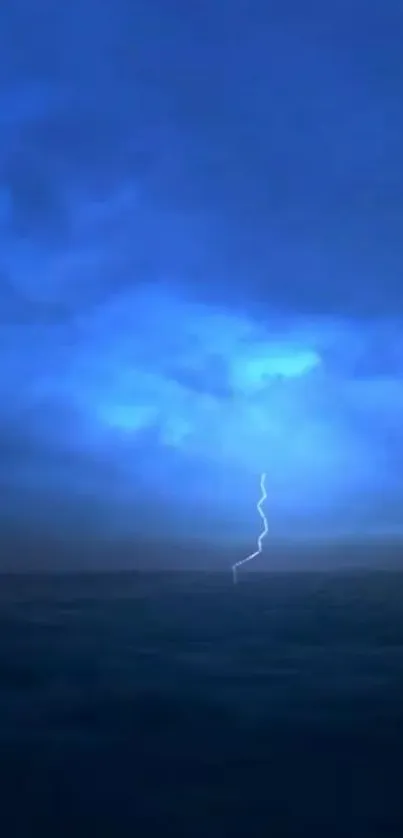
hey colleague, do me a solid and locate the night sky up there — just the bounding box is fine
[1,0,403,570]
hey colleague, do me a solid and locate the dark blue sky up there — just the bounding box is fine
[1,0,403,569]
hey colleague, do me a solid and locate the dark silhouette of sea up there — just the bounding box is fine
[1,570,403,836]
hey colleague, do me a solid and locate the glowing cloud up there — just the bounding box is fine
[2,233,403,545]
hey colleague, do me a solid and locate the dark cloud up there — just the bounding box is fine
[0,1,402,567]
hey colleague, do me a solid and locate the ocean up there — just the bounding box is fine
[1,570,402,836]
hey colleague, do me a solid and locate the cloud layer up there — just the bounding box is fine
[2,206,403,545]
[1,1,403,563]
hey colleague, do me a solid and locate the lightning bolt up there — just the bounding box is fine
[232,472,268,584]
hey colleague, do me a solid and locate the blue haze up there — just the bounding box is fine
[1,1,403,567]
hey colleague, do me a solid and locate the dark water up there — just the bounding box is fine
[1,570,403,836]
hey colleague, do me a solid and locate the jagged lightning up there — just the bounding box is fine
[232,473,268,584]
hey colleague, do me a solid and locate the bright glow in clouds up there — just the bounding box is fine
[1,208,403,553]
[232,473,268,583]
[0,3,402,572]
